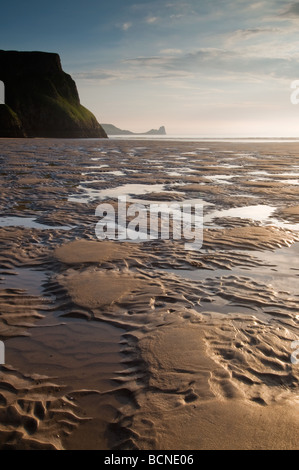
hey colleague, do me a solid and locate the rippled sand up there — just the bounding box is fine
[0,138,298,449]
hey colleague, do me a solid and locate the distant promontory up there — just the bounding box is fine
[101,124,166,136]
[0,50,107,138]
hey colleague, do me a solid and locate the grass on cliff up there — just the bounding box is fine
[41,94,98,127]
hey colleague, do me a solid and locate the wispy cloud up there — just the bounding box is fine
[227,27,282,41]
[145,16,159,24]
[160,48,182,55]
[74,42,299,88]
[281,2,299,17]
[122,22,132,31]
[170,13,184,19]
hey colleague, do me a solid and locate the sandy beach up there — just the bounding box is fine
[0,138,298,449]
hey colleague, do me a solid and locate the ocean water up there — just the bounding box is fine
[108,135,299,143]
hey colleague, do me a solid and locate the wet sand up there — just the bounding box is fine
[0,138,298,449]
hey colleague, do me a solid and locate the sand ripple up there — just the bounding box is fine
[1,139,299,449]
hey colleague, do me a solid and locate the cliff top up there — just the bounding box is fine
[0,50,62,78]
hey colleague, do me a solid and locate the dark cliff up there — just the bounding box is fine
[0,50,107,138]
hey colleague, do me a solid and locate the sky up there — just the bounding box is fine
[1,0,299,136]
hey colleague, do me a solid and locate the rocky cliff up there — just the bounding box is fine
[145,126,166,135]
[0,50,107,138]
[101,124,166,136]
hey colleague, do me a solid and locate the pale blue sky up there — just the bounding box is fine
[2,1,299,135]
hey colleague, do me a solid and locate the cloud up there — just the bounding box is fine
[170,14,183,19]
[120,45,299,84]
[145,16,159,24]
[226,27,283,45]
[160,48,182,55]
[73,18,299,87]
[122,22,132,31]
[233,27,281,38]
[282,2,299,16]
[73,70,122,83]
[246,1,268,10]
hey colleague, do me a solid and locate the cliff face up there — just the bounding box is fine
[0,50,107,138]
